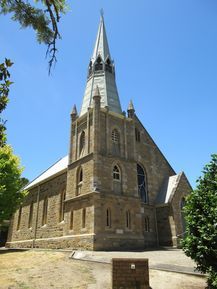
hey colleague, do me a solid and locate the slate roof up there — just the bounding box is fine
[24,156,68,190]
[156,173,182,204]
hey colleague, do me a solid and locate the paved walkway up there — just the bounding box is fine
[71,248,203,276]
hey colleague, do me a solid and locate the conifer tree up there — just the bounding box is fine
[0,0,67,72]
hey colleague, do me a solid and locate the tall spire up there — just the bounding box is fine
[80,14,122,116]
[92,14,111,62]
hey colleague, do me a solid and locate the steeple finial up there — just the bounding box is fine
[100,8,104,18]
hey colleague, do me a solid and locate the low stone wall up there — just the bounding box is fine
[112,258,150,289]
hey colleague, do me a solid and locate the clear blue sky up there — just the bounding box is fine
[1,0,217,188]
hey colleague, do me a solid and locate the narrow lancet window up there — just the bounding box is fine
[126,210,131,229]
[59,190,66,222]
[95,56,103,71]
[42,197,48,226]
[137,164,148,203]
[105,57,112,73]
[106,208,111,227]
[82,208,86,228]
[113,165,122,194]
[79,131,85,156]
[77,167,83,196]
[144,216,150,232]
[17,207,22,231]
[135,128,141,142]
[70,211,74,230]
[28,202,33,228]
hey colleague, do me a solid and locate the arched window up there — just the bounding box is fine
[82,208,86,228]
[144,216,150,232]
[111,129,120,155]
[42,197,48,226]
[28,202,33,228]
[59,189,66,222]
[113,165,120,180]
[70,210,74,230]
[79,131,85,156]
[135,128,141,142]
[17,206,22,231]
[137,164,148,203]
[105,57,112,73]
[126,210,131,229]
[106,208,111,227]
[77,167,83,196]
[113,165,122,194]
[95,56,103,71]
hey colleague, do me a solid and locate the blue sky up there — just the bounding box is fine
[1,0,217,188]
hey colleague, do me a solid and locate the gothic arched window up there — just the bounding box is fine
[28,202,33,228]
[59,189,66,222]
[82,208,86,228]
[79,131,85,156]
[105,57,112,73]
[106,208,111,227]
[76,167,83,196]
[42,197,48,226]
[95,56,103,71]
[137,164,148,203]
[17,206,22,231]
[113,165,121,194]
[111,129,120,155]
[126,210,131,229]
[144,216,150,232]
[135,128,141,142]
[70,210,74,230]
[113,165,120,180]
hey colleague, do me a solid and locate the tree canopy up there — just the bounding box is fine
[0,145,27,223]
[0,0,67,72]
[182,154,217,289]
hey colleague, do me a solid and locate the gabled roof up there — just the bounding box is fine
[156,173,182,204]
[25,156,68,190]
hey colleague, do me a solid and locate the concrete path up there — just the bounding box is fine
[71,248,203,276]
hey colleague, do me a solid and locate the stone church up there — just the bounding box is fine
[7,16,191,250]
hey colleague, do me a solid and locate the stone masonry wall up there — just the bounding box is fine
[7,172,67,248]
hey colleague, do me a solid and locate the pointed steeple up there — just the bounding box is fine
[92,14,111,62]
[80,15,122,116]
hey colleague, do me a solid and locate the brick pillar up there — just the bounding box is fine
[112,258,150,289]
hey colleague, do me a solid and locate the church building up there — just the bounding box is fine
[7,15,191,250]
